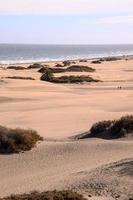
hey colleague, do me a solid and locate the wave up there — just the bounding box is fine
[0,44,133,64]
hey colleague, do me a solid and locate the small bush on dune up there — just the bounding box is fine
[52,75,99,83]
[0,126,43,154]
[38,67,48,73]
[0,190,86,200]
[7,66,26,70]
[63,60,71,66]
[39,65,95,74]
[103,57,121,62]
[79,59,88,62]
[96,57,121,62]
[39,67,65,73]
[28,63,44,69]
[40,69,99,83]
[91,60,102,64]
[90,120,113,138]
[79,115,133,140]
[54,64,64,67]
[91,57,121,64]
[40,69,54,81]
[110,115,133,138]
[66,65,95,72]
[49,68,65,73]
[4,76,35,80]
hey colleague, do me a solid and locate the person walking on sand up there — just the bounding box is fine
[117,86,122,89]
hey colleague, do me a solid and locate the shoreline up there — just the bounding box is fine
[0,54,133,66]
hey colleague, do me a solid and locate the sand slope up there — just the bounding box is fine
[0,59,133,138]
[0,58,133,199]
[0,139,133,199]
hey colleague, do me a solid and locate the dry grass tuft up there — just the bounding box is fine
[78,115,133,140]
[0,190,86,200]
[0,126,43,154]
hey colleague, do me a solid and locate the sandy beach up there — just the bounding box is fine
[0,57,133,200]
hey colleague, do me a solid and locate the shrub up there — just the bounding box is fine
[41,72,99,83]
[110,115,133,138]
[38,67,48,73]
[40,69,54,81]
[63,60,71,66]
[53,75,99,83]
[78,115,133,140]
[104,57,121,62]
[51,68,65,73]
[90,120,113,137]
[96,57,121,62]
[66,65,95,72]
[7,66,26,70]
[79,59,88,62]
[39,65,95,74]
[54,64,64,67]
[39,67,65,73]
[28,63,44,69]
[0,190,86,200]
[4,76,35,80]
[0,126,43,154]
[91,60,101,64]
[91,57,121,63]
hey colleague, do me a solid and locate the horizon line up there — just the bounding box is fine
[1,43,133,45]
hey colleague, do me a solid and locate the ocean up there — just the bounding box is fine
[0,44,133,64]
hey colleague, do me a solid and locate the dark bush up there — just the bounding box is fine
[39,66,95,74]
[110,115,133,138]
[91,57,121,63]
[54,64,64,67]
[4,76,35,80]
[52,75,99,83]
[40,68,100,84]
[98,57,121,62]
[91,60,102,64]
[90,120,113,137]
[28,63,44,69]
[51,68,65,73]
[38,67,48,73]
[79,59,88,62]
[0,126,43,154]
[40,69,54,81]
[63,60,71,66]
[104,57,121,62]
[7,66,26,70]
[78,115,133,140]
[41,71,99,83]
[39,67,65,74]
[0,190,86,200]
[66,65,95,72]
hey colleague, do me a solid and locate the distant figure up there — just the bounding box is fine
[117,86,122,89]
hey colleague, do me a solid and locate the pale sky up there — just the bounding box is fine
[0,0,133,44]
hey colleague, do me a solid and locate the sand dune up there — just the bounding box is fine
[0,139,132,199]
[0,58,133,199]
[0,79,133,138]
[61,157,133,200]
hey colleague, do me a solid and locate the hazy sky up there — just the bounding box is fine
[0,0,133,44]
